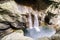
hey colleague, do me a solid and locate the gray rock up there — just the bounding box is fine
[0,23,10,30]
[0,1,24,22]
[0,28,14,40]
[50,0,60,3]
[45,3,60,30]
[0,1,26,30]
[51,34,60,40]
[1,30,33,40]
[37,37,50,40]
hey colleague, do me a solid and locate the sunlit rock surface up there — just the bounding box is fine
[1,30,33,40]
[46,3,60,30]
[50,0,60,3]
[0,0,60,40]
[0,28,13,39]
[51,34,60,40]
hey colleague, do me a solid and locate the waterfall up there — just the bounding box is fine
[28,13,33,29]
[28,11,40,31]
[25,11,56,40]
[17,4,56,40]
[33,11,40,31]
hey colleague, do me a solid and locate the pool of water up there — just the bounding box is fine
[25,26,56,40]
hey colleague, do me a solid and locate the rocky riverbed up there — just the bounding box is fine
[0,0,60,40]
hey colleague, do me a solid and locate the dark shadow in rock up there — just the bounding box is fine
[44,12,56,25]
[0,21,10,31]
[14,0,53,11]
[0,21,27,30]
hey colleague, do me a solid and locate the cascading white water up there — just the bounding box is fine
[28,13,33,29]
[22,10,56,40]
[33,11,40,31]
[16,3,56,40]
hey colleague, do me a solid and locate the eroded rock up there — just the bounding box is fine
[51,34,60,40]
[1,30,33,40]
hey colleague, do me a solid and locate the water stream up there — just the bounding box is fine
[28,13,33,29]
[25,11,56,40]
[16,3,56,40]
[17,5,56,39]
[33,11,40,31]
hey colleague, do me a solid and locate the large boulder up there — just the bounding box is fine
[0,0,27,29]
[1,30,33,40]
[51,34,60,40]
[45,3,60,31]
[0,1,27,39]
